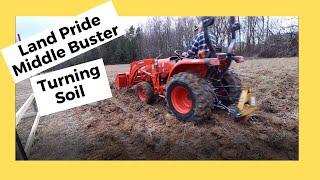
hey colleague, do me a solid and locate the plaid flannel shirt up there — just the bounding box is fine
[188,31,217,58]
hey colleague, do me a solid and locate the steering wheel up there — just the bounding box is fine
[174,50,184,59]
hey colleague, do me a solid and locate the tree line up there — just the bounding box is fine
[48,16,298,71]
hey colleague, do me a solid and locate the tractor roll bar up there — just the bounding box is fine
[202,16,240,55]
[227,16,241,54]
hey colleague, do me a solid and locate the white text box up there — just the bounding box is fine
[30,59,111,116]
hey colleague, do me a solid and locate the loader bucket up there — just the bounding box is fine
[115,73,129,89]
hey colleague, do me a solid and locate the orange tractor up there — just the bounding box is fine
[115,17,256,123]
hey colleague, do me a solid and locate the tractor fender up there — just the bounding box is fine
[168,58,219,80]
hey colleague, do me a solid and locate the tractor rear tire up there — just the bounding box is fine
[136,82,155,104]
[166,72,215,123]
[219,71,242,105]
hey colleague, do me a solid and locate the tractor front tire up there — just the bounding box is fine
[136,82,155,104]
[166,72,215,123]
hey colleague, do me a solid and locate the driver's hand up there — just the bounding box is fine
[182,52,189,58]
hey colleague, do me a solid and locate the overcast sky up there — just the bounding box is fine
[16,16,72,40]
[15,16,148,40]
[16,16,298,40]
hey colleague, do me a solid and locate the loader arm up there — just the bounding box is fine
[115,59,154,89]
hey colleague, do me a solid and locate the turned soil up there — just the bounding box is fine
[16,57,298,160]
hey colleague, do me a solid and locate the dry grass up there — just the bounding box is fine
[17,57,298,160]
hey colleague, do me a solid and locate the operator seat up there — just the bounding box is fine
[169,56,180,63]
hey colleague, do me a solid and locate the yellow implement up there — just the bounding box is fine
[237,84,257,117]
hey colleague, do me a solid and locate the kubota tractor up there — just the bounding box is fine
[115,16,256,123]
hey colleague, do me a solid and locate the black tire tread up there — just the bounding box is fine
[221,71,242,104]
[166,72,215,123]
[136,82,155,104]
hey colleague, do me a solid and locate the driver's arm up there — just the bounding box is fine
[187,37,199,58]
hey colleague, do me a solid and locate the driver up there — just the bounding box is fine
[186,23,217,58]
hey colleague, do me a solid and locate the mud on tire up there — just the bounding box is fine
[218,71,242,105]
[166,72,215,123]
[136,82,156,104]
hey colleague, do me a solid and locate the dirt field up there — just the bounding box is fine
[16,57,298,160]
